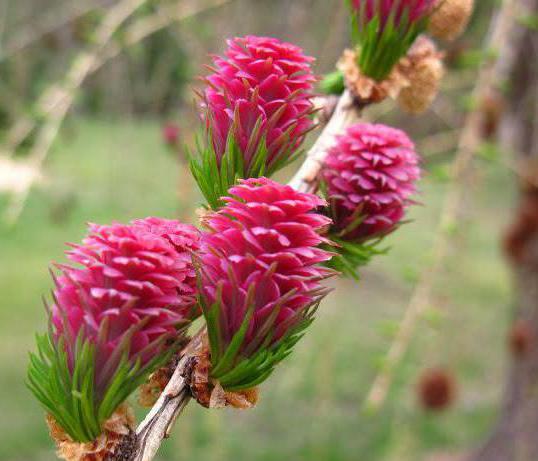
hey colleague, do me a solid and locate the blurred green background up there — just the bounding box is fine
[0,1,516,460]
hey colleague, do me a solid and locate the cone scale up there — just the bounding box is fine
[322,123,421,276]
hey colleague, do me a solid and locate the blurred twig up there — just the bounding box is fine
[4,0,231,152]
[363,0,521,412]
[2,0,232,225]
[0,157,43,195]
[3,0,148,225]
[0,0,109,61]
[92,0,231,72]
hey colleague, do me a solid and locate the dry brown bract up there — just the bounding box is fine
[397,36,445,114]
[138,366,175,408]
[189,340,259,410]
[47,404,135,461]
[338,49,409,105]
[429,0,475,42]
[339,36,444,114]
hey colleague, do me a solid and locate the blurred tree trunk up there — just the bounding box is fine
[473,0,538,460]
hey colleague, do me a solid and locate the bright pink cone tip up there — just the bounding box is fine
[202,35,316,171]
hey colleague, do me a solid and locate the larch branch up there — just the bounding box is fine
[124,89,363,461]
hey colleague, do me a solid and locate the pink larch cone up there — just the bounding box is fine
[322,123,421,242]
[198,178,334,390]
[202,35,317,172]
[52,218,200,385]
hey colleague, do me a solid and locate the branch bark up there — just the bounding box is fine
[289,90,360,193]
[123,90,363,461]
[131,331,206,461]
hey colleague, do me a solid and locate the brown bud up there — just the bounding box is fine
[398,58,444,114]
[189,348,214,408]
[138,366,174,408]
[509,319,534,358]
[417,368,456,411]
[429,0,475,42]
[503,191,538,265]
[479,91,505,140]
[46,403,135,461]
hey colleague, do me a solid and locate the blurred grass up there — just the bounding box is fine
[0,118,516,461]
